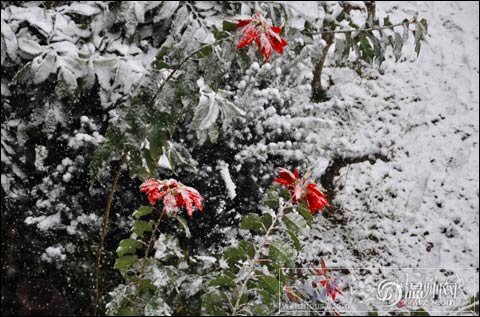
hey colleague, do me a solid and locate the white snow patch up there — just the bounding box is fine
[218,160,237,199]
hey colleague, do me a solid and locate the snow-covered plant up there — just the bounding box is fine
[302,1,429,101]
[106,178,204,315]
[108,168,330,316]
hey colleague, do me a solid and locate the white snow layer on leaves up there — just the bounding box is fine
[41,245,67,263]
[218,160,237,199]
[25,211,62,231]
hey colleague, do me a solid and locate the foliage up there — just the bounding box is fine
[109,176,327,316]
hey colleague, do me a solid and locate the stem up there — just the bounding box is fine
[311,32,334,102]
[145,209,167,259]
[139,208,167,278]
[93,153,127,316]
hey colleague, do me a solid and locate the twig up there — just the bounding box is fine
[93,153,127,316]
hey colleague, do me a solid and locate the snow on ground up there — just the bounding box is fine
[290,1,478,312]
[229,3,478,302]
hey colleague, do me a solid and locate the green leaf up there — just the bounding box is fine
[167,143,195,171]
[261,214,273,231]
[148,122,168,162]
[359,35,374,63]
[257,289,274,309]
[176,215,191,238]
[222,20,236,32]
[209,274,236,289]
[138,279,156,296]
[153,46,173,70]
[262,187,280,209]
[283,213,307,234]
[240,213,265,232]
[117,238,143,256]
[196,45,213,58]
[269,241,294,267]
[190,94,219,133]
[368,308,378,316]
[114,255,137,273]
[133,206,153,219]
[287,230,302,251]
[383,16,392,27]
[154,61,170,69]
[202,290,228,316]
[392,32,404,62]
[414,19,428,56]
[257,274,279,294]
[133,220,152,237]
[239,240,255,258]
[297,204,313,226]
[223,246,248,266]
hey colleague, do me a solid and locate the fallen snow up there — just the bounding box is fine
[292,1,479,312]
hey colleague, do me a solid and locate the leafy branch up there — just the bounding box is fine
[91,31,234,316]
[310,11,428,102]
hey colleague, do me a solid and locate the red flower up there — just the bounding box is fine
[273,168,328,214]
[140,179,204,219]
[236,12,287,61]
[305,183,329,215]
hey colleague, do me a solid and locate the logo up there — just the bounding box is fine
[375,279,403,307]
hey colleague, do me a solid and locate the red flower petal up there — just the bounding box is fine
[179,190,194,218]
[255,33,272,61]
[236,19,252,28]
[185,186,204,212]
[163,192,176,212]
[271,26,282,34]
[236,25,258,49]
[274,168,298,185]
[140,179,160,193]
[293,184,302,202]
[305,183,328,214]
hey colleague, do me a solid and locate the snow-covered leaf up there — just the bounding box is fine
[18,38,43,56]
[62,3,101,16]
[8,6,53,35]
[155,1,179,22]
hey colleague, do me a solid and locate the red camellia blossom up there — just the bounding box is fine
[140,179,204,219]
[236,12,287,61]
[273,168,329,214]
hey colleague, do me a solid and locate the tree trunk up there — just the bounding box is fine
[311,33,334,102]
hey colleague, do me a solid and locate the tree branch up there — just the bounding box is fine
[93,153,127,316]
